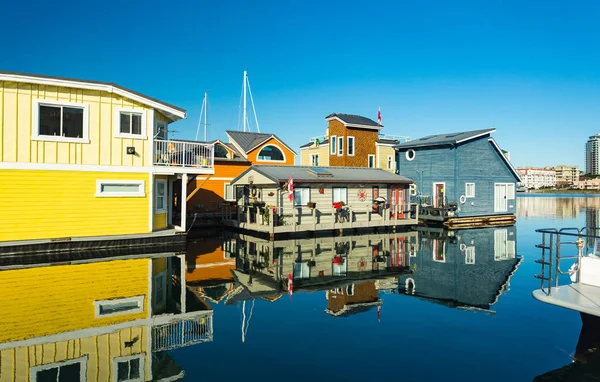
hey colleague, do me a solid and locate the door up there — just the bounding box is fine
[433,182,445,208]
[172,179,182,227]
[390,186,405,218]
[494,184,508,212]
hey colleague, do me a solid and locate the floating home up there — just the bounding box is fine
[222,165,418,237]
[0,254,213,381]
[0,71,215,248]
[394,128,521,228]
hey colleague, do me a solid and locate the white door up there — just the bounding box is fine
[494,229,508,260]
[494,184,508,212]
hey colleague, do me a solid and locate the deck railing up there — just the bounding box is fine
[154,139,214,168]
[152,315,213,351]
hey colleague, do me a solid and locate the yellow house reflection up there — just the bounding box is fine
[0,255,213,382]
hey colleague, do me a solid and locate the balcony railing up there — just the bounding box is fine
[154,139,214,168]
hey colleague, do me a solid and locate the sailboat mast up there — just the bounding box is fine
[203,91,208,141]
[243,70,247,132]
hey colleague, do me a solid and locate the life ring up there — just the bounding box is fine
[251,186,257,197]
[459,195,467,204]
[460,243,467,252]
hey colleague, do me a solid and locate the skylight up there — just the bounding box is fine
[308,168,332,177]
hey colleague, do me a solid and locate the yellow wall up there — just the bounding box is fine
[300,145,329,166]
[0,170,150,241]
[0,327,149,382]
[0,81,155,167]
[377,145,396,172]
[0,259,149,343]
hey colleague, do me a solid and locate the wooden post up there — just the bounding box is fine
[237,205,240,223]
[366,205,370,226]
[349,206,353,228]
[292,207,296,227]
[394,204,398,225]
[312,207,316,231]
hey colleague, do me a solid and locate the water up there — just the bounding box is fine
[1,195,598,381]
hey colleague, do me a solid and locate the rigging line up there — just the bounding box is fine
[241,300,246,343]
[246,76,261,133]
[243,299,255,340]
[194,95,206,141]
[237,78,244,131]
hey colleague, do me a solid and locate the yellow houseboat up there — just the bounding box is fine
[0,71,215,244]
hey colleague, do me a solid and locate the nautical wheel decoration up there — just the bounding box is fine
[357,189,368,202]
[357,258,367,271]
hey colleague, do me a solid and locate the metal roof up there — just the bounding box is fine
[325,113,381,127]
[225,130,297,154]
[232,165,414,184]
[300,139,329,149]
[393,128,496,149]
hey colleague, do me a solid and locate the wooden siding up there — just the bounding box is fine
[0,80,157,167]
[0,170,150,241]
[377,145,396,172]
[396,137,518,216]
[327,281,378,313]
[0,327,149,382]
[300,145,330,166]
[0,259,149,343]
[328,120,378,167]
[247,137,295,165]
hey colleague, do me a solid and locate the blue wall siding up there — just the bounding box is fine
[397,136,519,216]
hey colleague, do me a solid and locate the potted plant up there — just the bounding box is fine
[307,202,316,209]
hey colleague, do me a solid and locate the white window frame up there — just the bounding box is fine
[506,183,516,199]
[330,135,336,155]
[256,144,287,162]
[406,149,416,161]
[387,155,393,170]
[94,295,144,318]
[155,179,167,213]
[465,182,475,198]
[338,136,344,156]
[465,246,475,264]
[310,153,319,166]
[95,180,145,198]
[293,187,311,206]
[347,136,355,156]
[113,354,145,382]
[32,99,90,143]
[346,284,354,296]
[224,183,235,201]
[31,356,88,382]
[368,154,375,168]
[115,108,147,139]
[332,187,348,204]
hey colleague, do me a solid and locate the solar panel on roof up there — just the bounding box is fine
[308,168,332,176]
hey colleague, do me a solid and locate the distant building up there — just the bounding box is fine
[516,167,556,189]
[554,165,580,185]
[299,113,409,173]
[586,134,600,175]
[573,178,600,190]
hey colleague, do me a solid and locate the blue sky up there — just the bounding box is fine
[2,0,599,168]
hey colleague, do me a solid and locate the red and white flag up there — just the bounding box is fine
[287,174,294,202]
[377,107,382,125]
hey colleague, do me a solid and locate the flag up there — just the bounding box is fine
[287,174,294,202]
[377,107,382,125]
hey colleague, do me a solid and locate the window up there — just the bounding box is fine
[333,187,347,204]
[293,262,310,279]
[117,109,146,138]
[114,354,144,382]
[224,183,235,201]
[331,135,336,155]
[31,357,87,382]
[465,246,475,264]
[155,180,167,212]
[346,284,354,295]
[153,273,166,310]
[257,145,285,161]
[347,136,355,156]
[293,187,310,206]
[507,183,516,199]
[33,99,89,143]
[156,120,168,140]
[214,144,230,158]
[406,149,416,161]
[410,184,417,196]
[368,155,375,168]
[465,183,475,198]
[94,296,144,318]
[96,180,145,197]
[387,156,393,170]
[338,136,344,156]
[311,154,319,166]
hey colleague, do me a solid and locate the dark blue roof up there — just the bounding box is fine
[326,113,381,127]
[394,128,496,149]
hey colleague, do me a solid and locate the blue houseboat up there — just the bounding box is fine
[394,128,521,228]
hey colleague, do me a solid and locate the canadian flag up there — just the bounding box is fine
[287,174,294,202]
[377,107,382,125]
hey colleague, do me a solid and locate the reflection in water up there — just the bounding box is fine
[0,255,213,381]
[517,195,600,219]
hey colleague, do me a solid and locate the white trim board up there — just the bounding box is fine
[95,180,145,197]
[30,355,88,382]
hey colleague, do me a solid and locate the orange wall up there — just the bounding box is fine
[247,137,296,165]
[187,161,250,211]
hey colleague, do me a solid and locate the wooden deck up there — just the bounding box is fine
[221,203,419,237]
[419,206,516,229]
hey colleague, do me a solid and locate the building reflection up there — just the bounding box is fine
[517,196,600,219]
[0,254,213,382]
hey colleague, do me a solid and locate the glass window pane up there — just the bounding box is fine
[120,113,130,134]
[132,114,142,135]
[39,105,61,136]
[129,358,140,379]
[348,137,354,155]
[331,136,336,154]
[156,182,166,196]
[59,363,81,382]
[117,361,129,381]
[99,300,140,315]
[101,183,140,193]
[63,107,84,138]
[36,368,59,382]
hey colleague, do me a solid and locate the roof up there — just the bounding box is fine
[225,130,297,155]
[325,301,382,317]
[376,138,400,145]
[231,165,414,185]
[326,113,382,129]
[393,128,496,149]
[300,139,329,149]
[0,70,186,122]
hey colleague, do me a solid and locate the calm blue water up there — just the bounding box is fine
[1,195,598,381]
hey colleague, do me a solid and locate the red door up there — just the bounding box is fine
[433,183,444,208]
[390,186,405,218]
